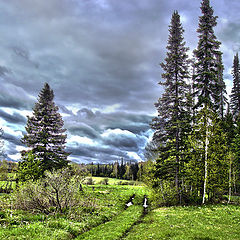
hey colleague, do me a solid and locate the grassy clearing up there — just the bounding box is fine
[123,204,240,240]
[90,177,143,185]
[0,184,147,240]
[76,205,143,240]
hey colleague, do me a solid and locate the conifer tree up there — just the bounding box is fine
[222,106,236,200]
[193,0,222,110]
[151,11,190,202]
[230,53,240,118]
[193,0,225,204]
[216,53,227,118]
[22,83,69,176]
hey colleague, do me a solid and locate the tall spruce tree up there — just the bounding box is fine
[152,11,190,202]
[193,0,224,204]
[193,0,222,111]
[216,53,227,118]
[230,53,240,118]
[22,83,69,176]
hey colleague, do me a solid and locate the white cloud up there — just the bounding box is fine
[101,128,136,138]
[127,152,142,161]
[67,135,96,146]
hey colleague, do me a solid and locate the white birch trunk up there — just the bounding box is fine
[228,156,232,204]
[202,117,208,204]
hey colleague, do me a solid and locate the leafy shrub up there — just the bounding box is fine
[17,151,43,181]
[85,177,95,185]
[0,210,6,218]
[100,178,109,185]
[12,168,86,213]
[150,180,179,207]
[117,180,135,186]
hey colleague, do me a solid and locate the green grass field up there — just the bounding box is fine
[77,205,143,240]
[1,177,240,240]
[89,176,143,185]
[0,183,147,240]
[123,204,240,240]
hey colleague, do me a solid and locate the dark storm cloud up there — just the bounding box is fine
[68,124,100,139]
[3,132,23,146]
[0,0,168,113]
[0,109,26,124]
[0,80,35,110]
[65,108,153,135]
[0,0,238,161]
[67,143,136,164]
[64,108,152,161]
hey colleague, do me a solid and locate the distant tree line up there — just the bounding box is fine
[86,160,145,181]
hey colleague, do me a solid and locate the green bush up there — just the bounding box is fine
[12,168,88,214]
[99,178,109,185]
[17,151,43,181]
[85,177,95,185]
[150,180,179,207]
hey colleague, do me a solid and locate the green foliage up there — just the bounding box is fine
[99,178,109,185]
[17,151,43,182]
[148,0,231,206]
[150,180,179,207]
[0,160,8,181]
[193,0,223,111]
[151,10,191,204]
[85,177,95,185]
[13,168,86,213]
[230,53,240,118]
[22,83,69,177]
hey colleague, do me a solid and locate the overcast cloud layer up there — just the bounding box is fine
[0,0,239,163]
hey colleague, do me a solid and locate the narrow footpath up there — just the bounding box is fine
[75,195,149,240]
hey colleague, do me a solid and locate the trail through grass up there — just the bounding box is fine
[76,205,143,240]
[0,184,147,239]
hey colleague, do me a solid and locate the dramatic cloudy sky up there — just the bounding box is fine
[0,0,239,163]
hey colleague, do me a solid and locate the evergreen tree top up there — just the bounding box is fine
[196,0,219,45]
[38,83,54,103]
[22,82,69,173]
[230,53,240,117]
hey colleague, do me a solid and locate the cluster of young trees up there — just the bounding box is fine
[87,160,144,181]
[150,0,240,205]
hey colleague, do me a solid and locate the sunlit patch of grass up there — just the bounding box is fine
[123,205,240,240]
[0,222,73,240]
[91,177,144,186]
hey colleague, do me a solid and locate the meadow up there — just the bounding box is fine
[0,177,148,239]
[1,177,240,239]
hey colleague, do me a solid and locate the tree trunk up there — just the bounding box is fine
[228,156,232,203]
[233,169,237,194]
[160,180,166,202]
[202,114,209,205]
[175,70,180,203]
